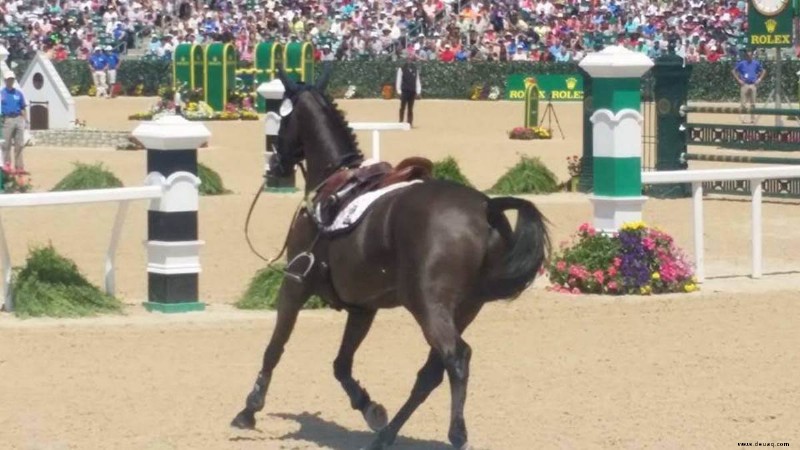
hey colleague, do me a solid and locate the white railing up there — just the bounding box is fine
[642,166,800,283]
[349,122,411,161]
[0,185,163,311]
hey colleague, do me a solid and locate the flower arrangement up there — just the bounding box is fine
[488,86,501,100]
[344,85,357,99]
[509,126,551,140]
[547,221,698,295]
[87,85,97,97]
[2,165,32,193]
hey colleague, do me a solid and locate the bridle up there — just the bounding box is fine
[244,84,364,275]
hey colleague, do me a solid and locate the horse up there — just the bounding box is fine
[231,66,551,450]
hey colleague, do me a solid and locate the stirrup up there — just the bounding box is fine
[284,252,315,283]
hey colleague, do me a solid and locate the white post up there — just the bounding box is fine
[692,182,705,283]
[0,211,11,311]
[751,179,763,279]
[372,130,381,161]
[104,200,130,297]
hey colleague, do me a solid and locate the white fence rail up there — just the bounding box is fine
[642,166,800,282]
[0,185,163,311]
[349,122,411,161]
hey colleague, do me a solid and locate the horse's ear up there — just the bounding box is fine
[315,62,333,92]
[276,64,298,94]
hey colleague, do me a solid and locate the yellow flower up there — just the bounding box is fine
[651,272,660,280]
[684,283,697,293]
[622,220,647,231]
[639,285,652,295]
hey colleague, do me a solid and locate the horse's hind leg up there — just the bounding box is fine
[366,348,445,450]
[231,280,309,430]
[366,302,481,450]
[334,309,388,431]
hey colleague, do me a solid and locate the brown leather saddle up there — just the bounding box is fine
[313,157,433,228]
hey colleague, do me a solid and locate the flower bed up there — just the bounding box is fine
[2,165,32,193]
[509,126,551,140]
[128,100,260,121]
[547,221,698,295]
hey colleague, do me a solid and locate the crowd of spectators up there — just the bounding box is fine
[0,0,785,66]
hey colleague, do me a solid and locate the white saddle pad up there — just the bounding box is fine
[317,180,423,233]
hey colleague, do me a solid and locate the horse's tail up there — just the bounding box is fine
[480,196,550,301]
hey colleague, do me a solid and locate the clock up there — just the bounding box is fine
[751,0,790,16]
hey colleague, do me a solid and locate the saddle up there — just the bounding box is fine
[314,157,433,227]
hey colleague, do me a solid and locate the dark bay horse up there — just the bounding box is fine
[231,67,550,450]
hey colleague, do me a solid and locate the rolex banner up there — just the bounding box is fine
[505,74,584,101]
[747,0,793,48]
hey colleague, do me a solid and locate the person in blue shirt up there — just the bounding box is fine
[89,47,108,97]
[1,72,28,172]
[733,49,766,124]
[104,46,120,99]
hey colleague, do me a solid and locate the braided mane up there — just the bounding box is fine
[321,92,362,158]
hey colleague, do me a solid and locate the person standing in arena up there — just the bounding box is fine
[89,47,108,98]
[733,48,765,124]
[395,53,422,127]
[104,46,120,99]
[1,72,28,172]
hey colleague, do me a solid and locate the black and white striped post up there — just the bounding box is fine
[133,115,209,313]
[257,79,297,192]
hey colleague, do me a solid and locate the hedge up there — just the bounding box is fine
[15,57,800,102]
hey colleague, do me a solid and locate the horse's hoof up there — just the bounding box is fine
[230,410,256,430]
[363,402,388,432]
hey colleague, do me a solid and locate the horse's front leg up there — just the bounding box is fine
[231,278,310,429]
[334,308,388,431]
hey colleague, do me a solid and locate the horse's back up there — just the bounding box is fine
[327,180,494,308]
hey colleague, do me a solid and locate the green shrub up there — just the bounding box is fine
[11,245,124,318]
[198,163,231,195]
[235,264,327,310]
[51,162,123,191]
[432,157,473,187]
[488,156,559,195]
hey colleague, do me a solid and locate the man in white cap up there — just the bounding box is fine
[1,72,28,172]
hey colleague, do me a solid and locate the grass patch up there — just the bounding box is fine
[198,162,231,196]
[432,156,473,187]
[235,264,327,310]
[11,245,124,318]
[487,156,559,195]
[51,162,124,191]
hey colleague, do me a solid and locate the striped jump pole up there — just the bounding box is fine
[681,105,800,116]
[579,46,654,233]
[133,115,209,313]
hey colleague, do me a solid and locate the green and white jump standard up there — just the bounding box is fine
[579,46,654,232]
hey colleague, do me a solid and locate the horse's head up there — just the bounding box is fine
[270,64,362,183]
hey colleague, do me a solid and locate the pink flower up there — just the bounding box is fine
[593,270,604,284]
[578,222,596,236]
[607,281,618,291]
[571,287,581,294]
[556,260,567,272]
[607,266,617,277]
[643,237,656,251]
[613,257,622,268]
